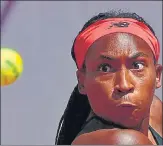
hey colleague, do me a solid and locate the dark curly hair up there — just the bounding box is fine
[55,10,156,145]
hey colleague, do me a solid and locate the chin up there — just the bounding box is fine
[102,112,142,129]
[114,107,146,129]
[113,113,145,130]
[118,118,140,129]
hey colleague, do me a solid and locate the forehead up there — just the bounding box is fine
[85,32,154,60]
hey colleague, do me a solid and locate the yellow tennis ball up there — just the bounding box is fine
[1,48,23,86]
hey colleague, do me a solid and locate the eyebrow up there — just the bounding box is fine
[99,52,149,61]
[129,52,149,59]
[100,55,116,60]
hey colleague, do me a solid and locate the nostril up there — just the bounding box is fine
[116,88,133,94]
[117,89,122,93]
[116,89,125,95]
[128,88,134,93]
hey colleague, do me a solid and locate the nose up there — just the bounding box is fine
[114,69,134,94]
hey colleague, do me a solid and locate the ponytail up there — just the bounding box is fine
[55,84,91,145]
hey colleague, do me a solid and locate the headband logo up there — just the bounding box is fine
[108,22,130,29]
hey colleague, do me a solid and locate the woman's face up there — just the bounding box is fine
[77,33,162,128]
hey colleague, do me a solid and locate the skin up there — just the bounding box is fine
[80,95,162,145]
[75,33,162,144]
[150,95,162,137]
[72,129,153,145]
[86,95,163,135]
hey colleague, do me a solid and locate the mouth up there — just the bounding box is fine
[116,102,137,108]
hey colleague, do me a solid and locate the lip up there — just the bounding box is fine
[116,102,137,107]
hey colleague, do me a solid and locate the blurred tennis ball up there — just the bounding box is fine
[1,48,23,86]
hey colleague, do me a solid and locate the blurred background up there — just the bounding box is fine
[1,1,162,145]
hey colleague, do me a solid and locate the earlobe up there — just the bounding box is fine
[155,64,163,88]
[76,70,86,95]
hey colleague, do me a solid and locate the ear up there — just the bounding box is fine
[76,69,86,95]
[155,64,163,88]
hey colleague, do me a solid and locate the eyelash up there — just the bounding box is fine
[97,61,146,72]
[132,61,146,70]
[97,63,113,72]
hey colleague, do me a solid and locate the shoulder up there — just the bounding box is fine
[71,129,152,145]
[150,95,162,136]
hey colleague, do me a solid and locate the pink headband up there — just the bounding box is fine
[74,18,160,69]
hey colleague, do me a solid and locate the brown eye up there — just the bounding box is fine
[132,62,144,70]
[99,64,112,72]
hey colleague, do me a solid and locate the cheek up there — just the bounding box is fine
[137,69,156,91]
[84,75,114,99]
[84,75,116,114]
[133,70,156,108]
